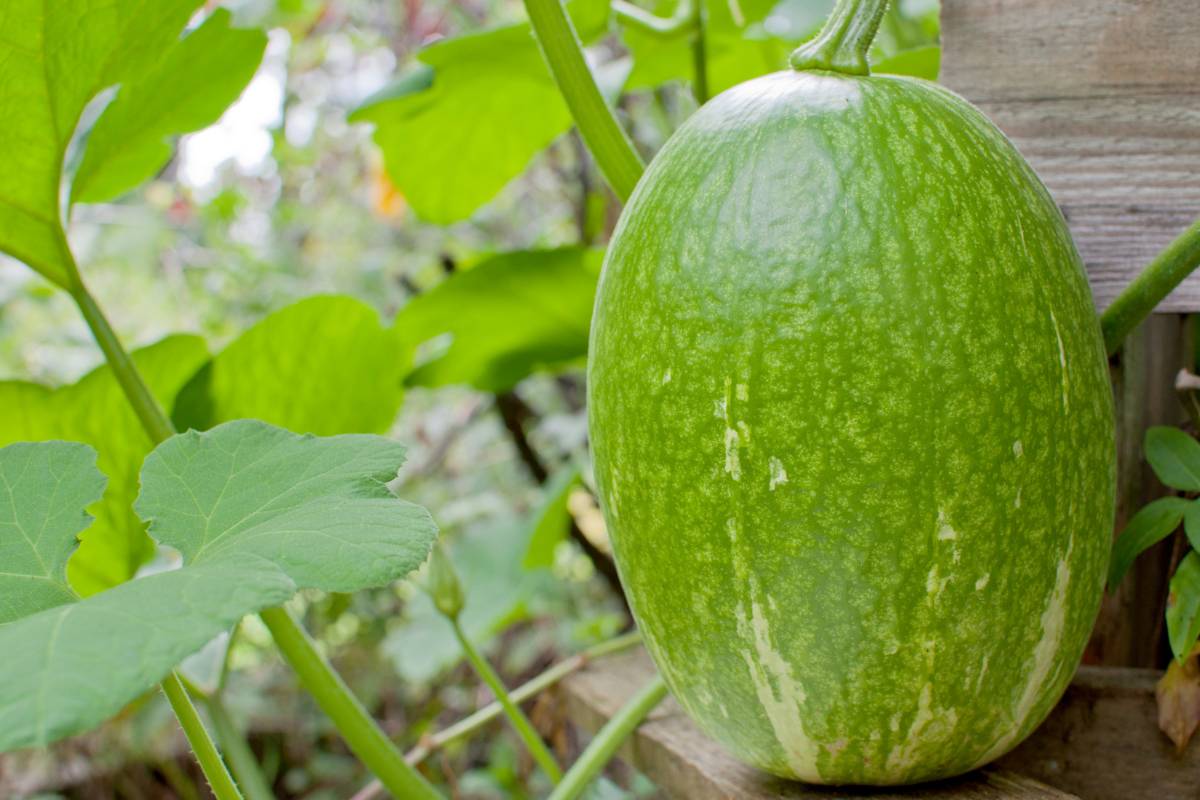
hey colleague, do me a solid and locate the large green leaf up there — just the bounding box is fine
[0,336,209,596]
[0,442,106,624]
[350,0,610,224]
[398,248,602,392]
[72,10,268,205]
[873,45,941,80]
[1168,552,1200,663]
[0,421,437,751]
[1146,426,1200,493]
[1108,497,1192,590]
[173,296,411,436]
[0,0,205,285]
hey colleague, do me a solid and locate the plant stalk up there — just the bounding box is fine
[350,632,643,800]
[789,0,890,75]
[546,674,668,800]
[161,673,244,800]
[1101,217,1200,355]
[451,618,564,783]
[205,693,276,800]
[523,0,645,202]
[612,0,694,36]
[690,0,708,104]
[259,606,442,800]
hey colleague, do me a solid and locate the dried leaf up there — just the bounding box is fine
[1157,644,1200,751]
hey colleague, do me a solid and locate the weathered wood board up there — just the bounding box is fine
[560,649,1081,799]
[941,0,1200,311]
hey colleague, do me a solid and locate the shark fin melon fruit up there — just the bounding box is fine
[587,4,1115,787]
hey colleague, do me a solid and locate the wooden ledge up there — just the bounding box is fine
[558,649,1194,799]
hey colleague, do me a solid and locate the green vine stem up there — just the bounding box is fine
[1101,218,1200,355]
[161,673,245,800]
[523,0,645,202]
[205,693,276,800]
[350,632,643,800]
[690,0,708,104]
[259,607,442,800]
[612,0,694,36]
[789,0,890,75]
[452,618,564,783]
[546,674,668,800]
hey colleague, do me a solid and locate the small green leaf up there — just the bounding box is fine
[398,248,602,392]
[1168,553,1200,663]
[872,45,940,80]
[0,421,437,751]
[350,0,610,224]
[524,468,582,569]
[0,442,105,623]
[1108,497,1190,590]
[173,296,411,436]
[72,10,268,205]
[0,0,205,284]
[1146,426,1200,492]
[0,335,209,595]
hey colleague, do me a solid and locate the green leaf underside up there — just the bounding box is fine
[524,467,581,569]
[72,9,268,204]
[1146,426,1200,493]
[0,0,205,284]
[1108,497,1191,590]
[0,421,437,751]
[350,0,608,224]
[172,295,411,436]
[398,248,602,392]
[0,442,105,624]
[1168,552,1200,662]
[0,335,209,596]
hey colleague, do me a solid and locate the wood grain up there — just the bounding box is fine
[941,0,1200,311]
[559,649,1078,799]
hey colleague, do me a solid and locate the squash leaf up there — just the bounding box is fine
[1108,496,1191,591]
[173,296,411,436]
[0,442,106,624]
[350,0,612,224]
[873,45,941,80]
[72,9,268,205]
[0,0,204,284]
[0,421,437,751]
[1145,426,1200,493]
[0,335,209,596]
[397,248,602,392]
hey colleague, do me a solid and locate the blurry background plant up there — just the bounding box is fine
[0,0,938,796]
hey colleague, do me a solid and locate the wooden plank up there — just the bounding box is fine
[559,649,1077,799]
[940,0,1200,312]
[997,664,1200,800]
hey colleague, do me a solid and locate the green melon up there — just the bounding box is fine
[586,64,1115,783]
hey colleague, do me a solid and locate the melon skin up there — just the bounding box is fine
[587,70,1115,785]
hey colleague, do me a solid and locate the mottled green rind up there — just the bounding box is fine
[588,71,1114,785]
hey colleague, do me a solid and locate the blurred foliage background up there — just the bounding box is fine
[0,0,938,796]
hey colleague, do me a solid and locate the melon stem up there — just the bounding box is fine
[789,0,890,76]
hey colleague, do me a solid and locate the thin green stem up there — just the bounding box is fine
[612,0,693,36]
[546,674,668,800]
[523,0,645,201]
[451,618,563,783]
[350,632,643,800]
[68,282,175,444]
[789,0,890,75]
[259,606,442,800]
[161,673,244,800]
[1101,217,1200,356]
[205,693,276,800]
[689,0,708,104]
